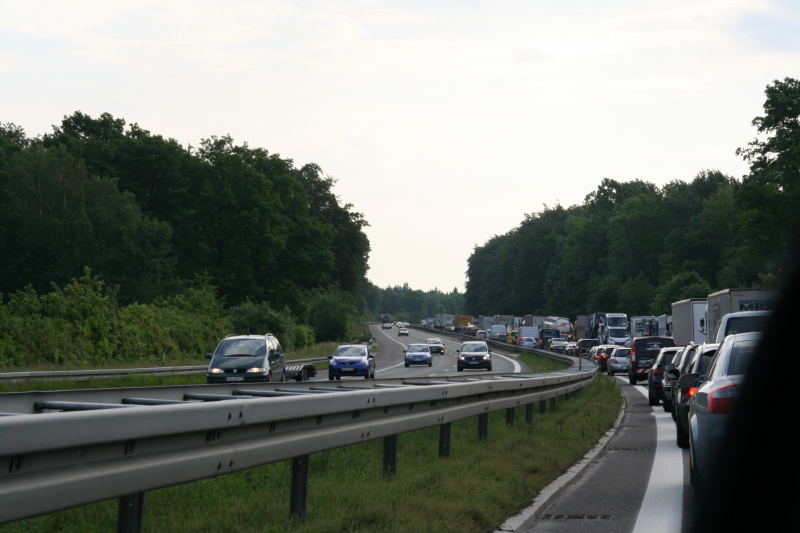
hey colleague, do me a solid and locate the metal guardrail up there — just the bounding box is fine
[0,357,329,383]
[0,369,595,528]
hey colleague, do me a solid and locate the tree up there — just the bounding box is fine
[649,272,713,316]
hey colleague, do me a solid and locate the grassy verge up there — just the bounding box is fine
[516,352,572,373]
[0,375,622,533]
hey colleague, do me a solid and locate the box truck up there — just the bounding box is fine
[671,299,707,345]
[707,288,779,342]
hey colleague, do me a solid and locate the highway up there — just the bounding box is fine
[312,324,530,381]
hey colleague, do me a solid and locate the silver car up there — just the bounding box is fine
[606,347,630,375]
[686,331,760,499]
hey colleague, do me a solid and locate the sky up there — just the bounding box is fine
[2,0,799,293]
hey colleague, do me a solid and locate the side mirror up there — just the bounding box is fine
[666,368,680,380]
[206,353,214,359]
[327,355,333,359]
[456,350,460,353]
[677,373,699,388]
[403,350,407,353]
[368,353,374,358]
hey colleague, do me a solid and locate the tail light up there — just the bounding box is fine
[686,387,698,398]
[653,368,664,376]
[631,345,636,362]
[610,358,617,363]
[708,384,737,414]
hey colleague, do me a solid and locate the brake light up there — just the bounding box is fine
[653,368,664,376]
[708,384,737,414]
[610,358,617,363]
[687,387,698,398]
[631,345,636,362]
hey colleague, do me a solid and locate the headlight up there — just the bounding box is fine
[483,355,489,360]
[247,367,267,373]
[459,355,466,360]
[210,368,223,374]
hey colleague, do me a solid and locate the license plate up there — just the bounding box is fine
[341,368,355,372]
[468,361,480,365]
[225,376,244,382]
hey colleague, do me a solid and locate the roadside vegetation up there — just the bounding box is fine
[0,375,622,533]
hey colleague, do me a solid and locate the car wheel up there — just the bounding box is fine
[689,435,704,501]
[428,361,433,367]
[676,418,689,448]
[648,389,659,406]
[328,374,334,381]
[300,368,308,382]
[662,398,672,413]
[267,371,273,383]
[405,362,409,368]
[629,374,636,386]
[280,371,285,382]
[457,365,463,372]
[487,364,492,371]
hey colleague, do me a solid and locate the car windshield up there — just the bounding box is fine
[408,344,430,352]
[215,339,265,357]
[725,316,769,337]
[608,328,627,337]
[607,316,627,327]
[334,346,366,357]
[461,344,487,353]
[727,339,759,375]
[426,339,443,345]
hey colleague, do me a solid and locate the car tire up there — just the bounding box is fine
[663,398,672,413]
[364,371,370,379]
[267,371,273,382]
[328,374,334,381]
[428,361,433,367]
[689,436,704,501]
[457,365,463,372]
[648,390,659,406]
[300,368,308,382]
[676,418,689,448]
[487,364,492,371]
[404,362,409,368]
[629,374,636,386]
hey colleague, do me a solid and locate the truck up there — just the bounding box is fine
[513,317,525,328]
[574,315,591,339]
[671,299,707,345]
[707,288,779,342]
[475,316,494,329]
[434,314,454,330]
[523,315,545,329]
[657,315,672,337]
[542,316,573,338]
[455,315,473,329]
[490,324,507,339]
[426,318,435,328]
[518,326,539,342]
[434,314,444,329]
[493,315,515,328]
[630,316,659,338]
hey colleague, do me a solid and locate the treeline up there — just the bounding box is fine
[362,283,464,322]
[0,112,371,365]
[465,77,800,318]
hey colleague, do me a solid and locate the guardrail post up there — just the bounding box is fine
[526,403,533,423]
[383,435,398,476]
[478,413,488,440]
[540,399,546,414]
[506,407,515,426]
[550,397,557,410]
[565,391,570,401]
[290,455,309,518]
[439,423,451,458]
[117,492,145,533]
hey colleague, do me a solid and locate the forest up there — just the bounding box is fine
[0,113,371,366]
[463,77,800,319]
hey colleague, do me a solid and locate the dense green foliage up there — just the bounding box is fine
[362,282,465,323]
[0,113,372,366]
[464,78,799,318]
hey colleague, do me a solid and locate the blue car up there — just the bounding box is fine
[404,344,433,367]
[328,345,375,380]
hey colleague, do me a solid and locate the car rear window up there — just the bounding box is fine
[656,349,679,365]
[633,337,676,358]
[727,339,758,376]
[578,339,600,348]
[694,349,717,375]
[724,316,769,337]
[678,347,696,373]
[613,349,630,357]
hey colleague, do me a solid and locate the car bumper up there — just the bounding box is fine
[329,366,370,377]
[405,357,432,365]
[207,373,269,383]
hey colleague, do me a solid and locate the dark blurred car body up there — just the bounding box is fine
[670,343,718,448]
[647,347,682,405]
[628,336,676,385]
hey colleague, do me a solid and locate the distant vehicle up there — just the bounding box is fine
[564,342,578,355]
[404,344,433,367]
[457,341,492,371]
[628,336,676,385]
[381,314,393,324]
[425,338,445,355]
[574,315,591,339]
[577,338,600,356]
[455,315,473,329]
[490,324,507,339]
[476,330,487,338]
[660,347,685,413]
[672,299,708,345]
[606,327,630,346]
[706,288,778,343]
[207,334,287,384]
[398,328,409,336]
[594,345,617,371]
[713,311,771,344]
[646,347,682,406]
[520,337,537,348]
[496,333,508,343]
[537,328,560,349]
[606,347,630,375]
[548,339,568,353]
[687,332,760,496]
[542,316,574,337]
[518,326,539,342]
[657,314,673,337]
[382,322,392,329]
[327,344,375,380]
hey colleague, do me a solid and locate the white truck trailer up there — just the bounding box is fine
[671,299,707,345]
[707,288,779,343]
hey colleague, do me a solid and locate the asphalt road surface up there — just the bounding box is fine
[313,324,531,381]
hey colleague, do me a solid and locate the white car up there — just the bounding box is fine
[382,323,392,329]
[398,328,409,336]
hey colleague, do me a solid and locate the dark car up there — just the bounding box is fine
[668,343,698,420]
[660,347,685,413]
[425,338,445,355]
[577,338,600,357]
[537,328,560,349]
[457,341,492,371]
[668,342,719,448]
[628,336,676,385]
[595,345,617,372]
[646,347,682,406]
[206,334,286,383]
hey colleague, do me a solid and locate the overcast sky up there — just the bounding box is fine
[2,0,798,293]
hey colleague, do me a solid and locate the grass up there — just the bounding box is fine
[516,352,572,373]
[0,375,623,533]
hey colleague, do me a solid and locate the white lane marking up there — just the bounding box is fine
[444,368,450,372]
[493,353,521,373]
[375,362,405,373]
[620,379,684,533]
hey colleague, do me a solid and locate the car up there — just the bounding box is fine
[660,347,685,413]
[476,330,487,339]
[520,337,537,348]
[206,334,286,383]
[445,325,455,332]
[327,344,375,380]
[577,338,600,357]
[628,336,676,385]
[548,339,568,353]
[537,328,560,349]
[404,343,433,367]
[382,322,392,329]
[456,341,492,371]
[496,333,508,343]
[594,345,617,371]
[606,347,630,375]
[425,338,445,354]
[668,343,698,421]
[398,327,409,336]
[646,346,682,406]
[686,332,760,498]
[669,343,719,448]
[564,342,578,355]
